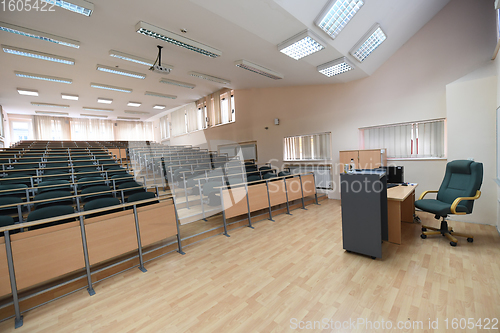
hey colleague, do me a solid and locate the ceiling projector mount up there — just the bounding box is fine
[150,45,171,74]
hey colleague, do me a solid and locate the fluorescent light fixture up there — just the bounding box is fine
[234,60,283,80]
[31,102,69,108]
[82,107,113,112]
[97,98,113,104]
[41,0,94,16]
[15,71,72,84]
[80,114,108,118]
[124,110,149,115]
[144,91,177,99]
[159,78,195,89]
[109,50,154,67]
[17,88,39,96]
[188,71,230,84]
[61,93,78,100]
[2,45,75,65]
[350,24,386,62]
[135,21,222,58]
[0,21,80,48]
[153,105,165,110]
[90,83,132,93]
[127,102,142,107]
[118,116,140,120]
[315,0,364,39]
[317,57,355,77]
[277,30,326,60]
[35,111,69,115]
[96,64,146,79]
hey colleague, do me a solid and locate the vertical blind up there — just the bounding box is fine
[362,119,445,158]
[159,114,170,140]
[284,132,332,161]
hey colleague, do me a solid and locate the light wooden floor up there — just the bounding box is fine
[1,199,499,332]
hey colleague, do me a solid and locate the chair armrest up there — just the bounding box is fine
[450,190,481,215]
[418,190,438,200]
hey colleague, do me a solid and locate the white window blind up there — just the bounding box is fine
[171,108,187,137]
[284,132,331,161]
[159,114,170,140]
[361,119,445,158]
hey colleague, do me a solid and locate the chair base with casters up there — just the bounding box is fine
[420,217,473,247]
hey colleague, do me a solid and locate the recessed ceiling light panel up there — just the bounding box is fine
[0,21,80,48]
[127,102,142,107]
[315,0,364,39]
[124,110,149,114]
[35,111,69,115]
[159,78,195,89]
[277,30,326,60]
[153,105,166,110]
[15,71,72,84]
[61,93,78,100]
[234,60,283,80]
[118,116,141,120]
[81,114,108,118]
[109,50,155,67]
[82,107,113,112]
[41,0,94,16]
[90,83,132,93]
[31,102,69,108]
[350,24,387,62]
[17,88,39,96]
[96,64,146,79]
[188,71,230,84]
[144,91,177,99]
[135,21,222,58]
[317,57,355,77]
[97,98,113,104]
[2,45,75,65]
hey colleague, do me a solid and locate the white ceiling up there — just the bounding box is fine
[0,0,450,121]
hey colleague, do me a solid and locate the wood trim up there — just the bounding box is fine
[10,222,85,290]
[247,183,269,212]
[268,180,287,206]
[222,187,249,219]
[138,202,178,247]
[85,211,138,265]
[0,237,10,297]
[286,178,302,201]
[301,174,316,197]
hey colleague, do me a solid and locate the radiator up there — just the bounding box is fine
[289,165,332,189]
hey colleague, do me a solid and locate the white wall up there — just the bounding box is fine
[165,0,497,224]
[446,63,497,224]
[496,50,500,232]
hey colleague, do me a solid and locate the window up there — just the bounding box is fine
[196,88,235,128]
[284,132,332,161]
[11,120,32,142]
[361,119,445,158]
[159,114,170,140]
[220,95,229,124]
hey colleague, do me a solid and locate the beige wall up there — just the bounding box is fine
[165,0,497,224]
[496,47,500,232]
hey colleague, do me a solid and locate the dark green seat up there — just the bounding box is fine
[33,190,73,209]
[0,197,23,218]
[27,205,75,229]
[278,171,291,177]
[127,191,158,208]
[263,173,277,180]
[81,185,113,202]
[0,184,29,198]
[0,174,33,186]
[78,177,105,190]
[247,175,261,182]
[0,215,15,228]
[84,197,121,218]
[118,182,144,196]
[37,180,72,194]
[415,160,483,246]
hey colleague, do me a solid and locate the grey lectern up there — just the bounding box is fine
[340,170,388,259]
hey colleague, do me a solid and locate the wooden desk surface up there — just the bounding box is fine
[387,184,417,201]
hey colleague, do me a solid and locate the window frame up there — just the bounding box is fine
[283,132,332,162]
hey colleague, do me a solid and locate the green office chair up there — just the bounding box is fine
[415,160,482,246]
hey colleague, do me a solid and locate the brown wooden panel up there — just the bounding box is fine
[10,222,85,290]
[268,180,287,206]
[247,183,269,212]
[222,187,248,219]
[0,237,11,297]
[358,149,382,169]
[138,201,178,247]
[301,174,316,197]
[286,177,303,201]
[339,150,359,169]
[85,211,137,265]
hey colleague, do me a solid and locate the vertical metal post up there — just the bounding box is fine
[17,204,23,223]
[75,195,81,212]
[172,198,186,254]
[244,183,253,229]
[198,179,206,221]
[132,205,147,272]
[78,216,95,296]
[219,187,230,237]
[265,180,274,221]
[183,173,189,209]
[298,174,306,210]
[283,177,292,215]
[4,230,23,328]
[121,190,125,204]
[311,172,320,205]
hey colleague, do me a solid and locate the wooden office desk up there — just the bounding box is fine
[386,184,417,244]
